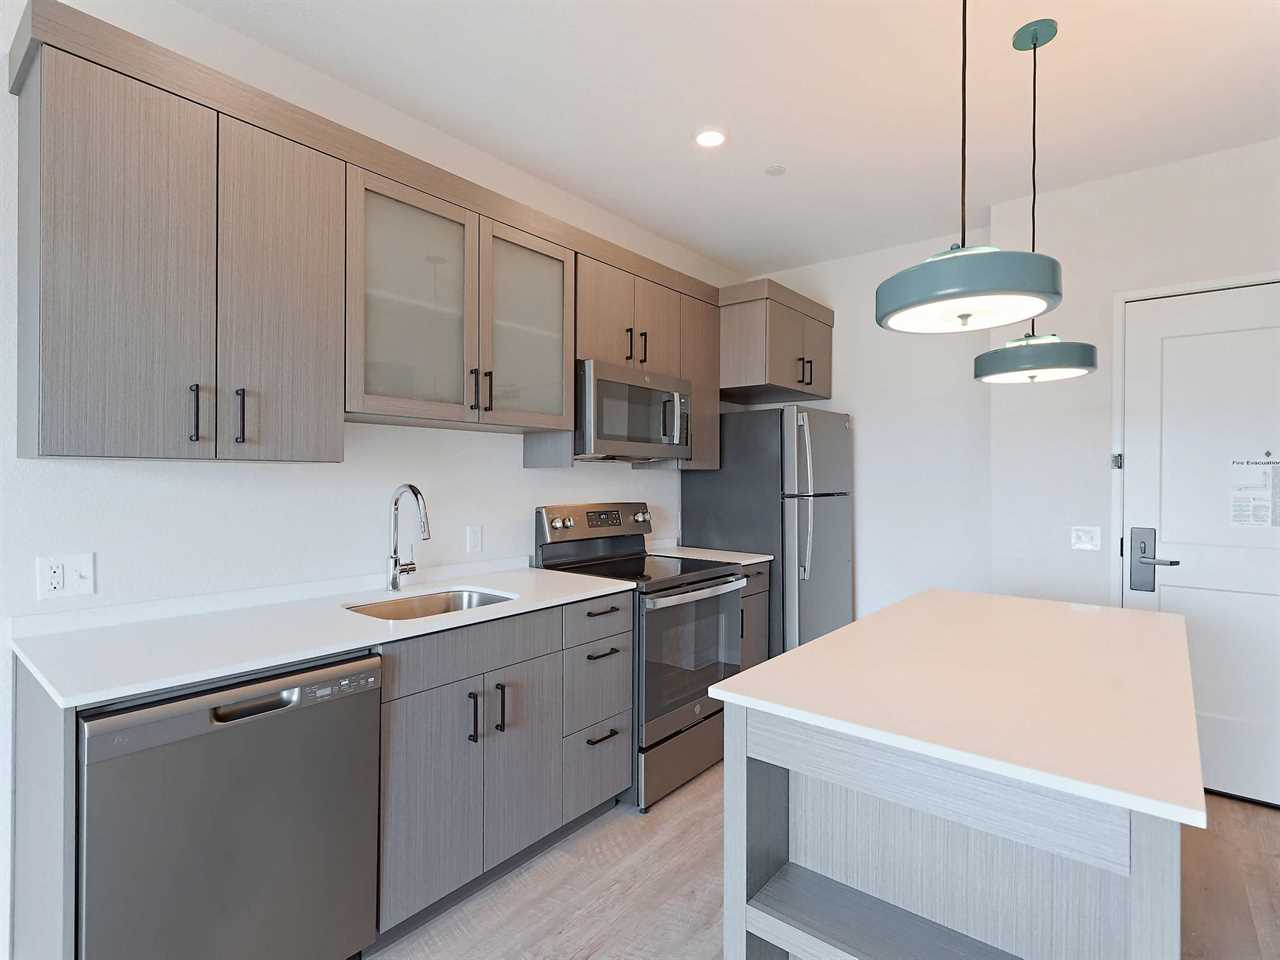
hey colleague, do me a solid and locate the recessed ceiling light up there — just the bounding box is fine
[695,129,726,148]
[764,164,787,177]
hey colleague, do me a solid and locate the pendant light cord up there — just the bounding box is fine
[960,0,967,249]
[1029,38,1039,337]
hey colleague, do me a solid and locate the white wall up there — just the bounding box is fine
[0,1,744,950]
[766,232,994,617]
[987,138,1280,605]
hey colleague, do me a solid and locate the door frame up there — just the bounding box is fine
[1108,270,1280,607]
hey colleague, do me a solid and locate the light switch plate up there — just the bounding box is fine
[36,552,95,599]
[466,525,483,554]
[1070,526,1102,551]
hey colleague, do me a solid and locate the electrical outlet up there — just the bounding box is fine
[36,553,95,599]
[465,525,483,554]
[1070,526,1102,552]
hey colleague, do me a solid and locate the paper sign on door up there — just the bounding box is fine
[1231,458,1279,528]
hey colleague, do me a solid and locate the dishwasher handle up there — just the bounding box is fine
[212,688,300,724]
[81,655,382,765]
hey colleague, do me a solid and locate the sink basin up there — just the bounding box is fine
[347,590,512,621]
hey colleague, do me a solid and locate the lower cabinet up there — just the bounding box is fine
[741,591,769,671]
[482,653,564,871]
[379,677,484,931]
[563,710,633,824]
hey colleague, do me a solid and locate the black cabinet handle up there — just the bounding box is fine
[796,357,806,384]
[470,368,480,411]
[483,371,494,412]
[494,682,507,732]
[740,610,744,639]
[188,384,200,442]
[749,569,766,577]
[625,327,634,361]
[585,605,619,619]
[234,388,247,443]
[639,330,648,364]
[586,728,619,747]
[586,646,621,662]
[467,691,479,743]
[805,359,814,386]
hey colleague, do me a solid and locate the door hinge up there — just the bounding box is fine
[1111,453,1124,469]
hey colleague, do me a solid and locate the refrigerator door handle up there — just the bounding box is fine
[801,496,814,581]
[799,411,815,496]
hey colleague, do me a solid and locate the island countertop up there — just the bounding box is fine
[710,589,1205,826]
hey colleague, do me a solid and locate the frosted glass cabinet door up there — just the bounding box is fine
[346,166,479,422]
[478,219,575,430]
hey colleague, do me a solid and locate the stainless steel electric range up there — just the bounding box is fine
[534,502,746,810]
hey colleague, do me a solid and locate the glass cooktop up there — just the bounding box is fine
[564,554,739,592]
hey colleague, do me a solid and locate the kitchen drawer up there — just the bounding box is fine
[563,633,633,736]
[562,710,632,824]
[381,607,562,701]
[742,561,770,597]
[562,593,632,649]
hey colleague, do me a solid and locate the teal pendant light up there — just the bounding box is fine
[974,18,1097,384]
[875,0,1062,334]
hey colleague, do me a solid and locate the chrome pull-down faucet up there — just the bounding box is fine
[388,483,431,591]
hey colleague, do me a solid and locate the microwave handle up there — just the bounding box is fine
[670,392,683,446]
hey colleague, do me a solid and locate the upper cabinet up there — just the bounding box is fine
[217,117,345,462]
[679,295,721,471]
[346,166,480,423]
[19,48,217,459]
[18,50,344,461]
[346,168,573,431]
[719,280,836,403]
[634,278,682,378]
[576,256,635,367]
[479,220,575,430]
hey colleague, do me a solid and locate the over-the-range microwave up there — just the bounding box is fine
[574,359,692,462]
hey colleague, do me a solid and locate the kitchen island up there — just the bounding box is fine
[709,589,1205,960]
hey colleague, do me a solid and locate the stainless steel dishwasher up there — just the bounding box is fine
[78,656,382,960]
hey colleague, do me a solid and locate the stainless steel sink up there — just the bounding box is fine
[347,590,512,621]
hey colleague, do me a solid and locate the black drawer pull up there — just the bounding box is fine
[639,330,648,364]
[483,370,494,411]
[796,357,806,384]
[234,387,247,443]
[469,368,480,411]
[805,358,815,386]
[188,384,200,442]
[494,682,507,732]
[585,605,620,619]
[586,728,619,747]
[749,569,766,577]
[467,691,479,743]
[586,646,621,662]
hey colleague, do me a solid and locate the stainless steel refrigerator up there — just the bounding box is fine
[681,406,852,656]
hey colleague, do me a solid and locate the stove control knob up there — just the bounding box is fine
[633,511,649,523]
[550,517,564,530]
[564,517,576,528]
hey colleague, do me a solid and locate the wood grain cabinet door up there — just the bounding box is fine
[576,256,636,367]
[634,277,682,378]
[217,116,345,461]
[678,294,721,470]
[765,300,808,392]
[34,49,217,458]
[479,219,575,430]
[741,591,769,670]
[379,678,484,931]
[803,316,833,398]
[482,652,564,871]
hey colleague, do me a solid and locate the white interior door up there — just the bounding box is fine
[1123,281,1280,804]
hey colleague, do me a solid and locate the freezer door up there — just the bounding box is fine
[783,407,852,495]
[785,494,853,649]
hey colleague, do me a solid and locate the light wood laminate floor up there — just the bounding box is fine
[373,766,1280,960]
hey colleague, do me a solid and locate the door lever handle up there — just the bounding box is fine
[1137,556,1180,567]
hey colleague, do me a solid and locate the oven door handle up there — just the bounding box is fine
[643,576,746,610]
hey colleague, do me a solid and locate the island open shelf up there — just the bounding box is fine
[712,590,1206,960]
[747,861,1020,960]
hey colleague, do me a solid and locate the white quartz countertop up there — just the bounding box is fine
[710,589,1206,827]
[13,568,634,710]
[657,545,773,565]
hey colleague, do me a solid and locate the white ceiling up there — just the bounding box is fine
[176,0,1280,276]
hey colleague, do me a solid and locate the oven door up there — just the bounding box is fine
[577,359,692,461]
[638,575,745,747]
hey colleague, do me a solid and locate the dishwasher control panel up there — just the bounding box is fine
[302,666,381,703]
